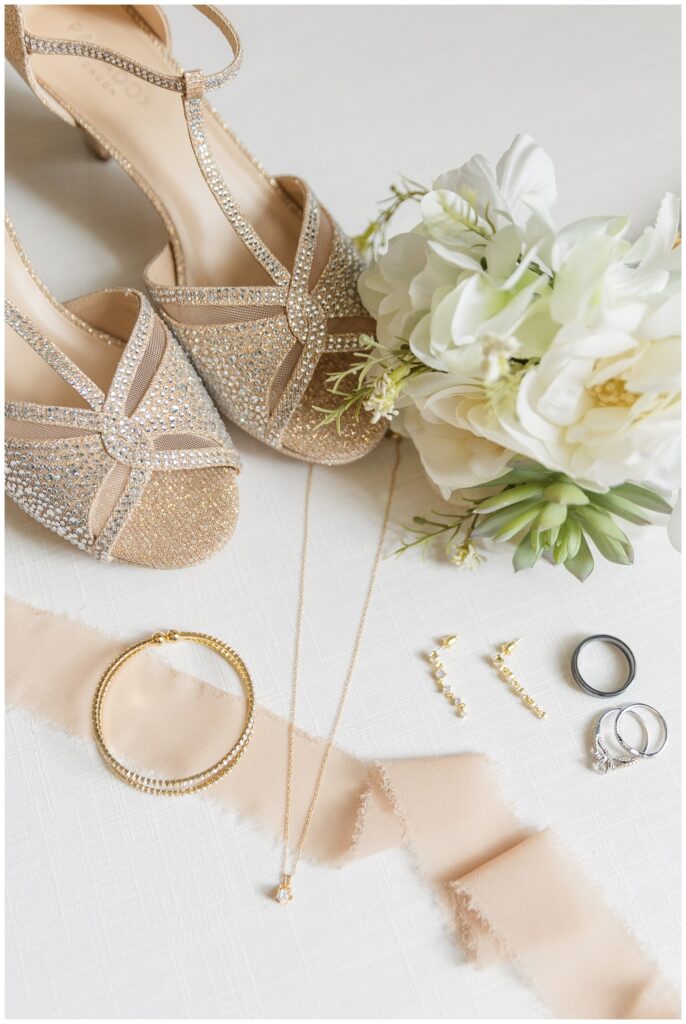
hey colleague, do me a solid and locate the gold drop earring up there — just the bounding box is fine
[428,635,467,717]
[491,639,547,719]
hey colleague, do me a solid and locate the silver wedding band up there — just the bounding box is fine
[590,702,667,773]
[614,702,668,759]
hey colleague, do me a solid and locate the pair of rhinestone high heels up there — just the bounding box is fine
[5,5,384,569]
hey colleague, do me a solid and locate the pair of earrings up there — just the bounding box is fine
[427,636,548,720]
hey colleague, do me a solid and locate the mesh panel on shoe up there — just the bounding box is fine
[268,342,303,413]
[161,303,284,326]
[4,420,97,440]
[125,319,167,416]
[89,463,131,537]
[326,317,376,337]
[153,432,220,451]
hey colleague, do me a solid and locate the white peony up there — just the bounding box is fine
[509,198,681,490]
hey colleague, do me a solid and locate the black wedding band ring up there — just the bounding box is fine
[571,634,636,698]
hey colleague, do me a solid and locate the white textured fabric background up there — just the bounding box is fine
[5,4,681,1019]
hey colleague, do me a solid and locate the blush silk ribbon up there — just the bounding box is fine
[5,598,679,1019]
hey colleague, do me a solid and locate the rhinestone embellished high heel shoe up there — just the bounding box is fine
[5,5,385,464]
[5,218,241,567]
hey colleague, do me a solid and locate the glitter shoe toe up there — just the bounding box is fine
[5,218,240,567]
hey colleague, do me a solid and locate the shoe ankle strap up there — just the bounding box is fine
[18,3,241,98]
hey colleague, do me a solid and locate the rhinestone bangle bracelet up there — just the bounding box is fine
[92,630,255,796]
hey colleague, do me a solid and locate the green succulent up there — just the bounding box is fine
[465,467,672,581]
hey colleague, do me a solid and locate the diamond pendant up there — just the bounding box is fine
[273,874,293,905]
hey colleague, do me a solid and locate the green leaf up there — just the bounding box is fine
[473,483,544,514]
[572,510,633,564]
[471,499,542,538]
[588,492,653,526]
[592,534,635,565]
[541,525,560,548]
[553,529,569,563]
[535,502,568,530]
[542,482,589,506]
[564,532,595,581]
[573,505,631,543]
[494,503,545,541]
[565,518,582,559]
[512,532,542,571]
[610,482,673,515]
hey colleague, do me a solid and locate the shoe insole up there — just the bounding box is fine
[5,225,124,407]
[24,5,302,287]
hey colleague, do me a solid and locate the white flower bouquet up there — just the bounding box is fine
[321,135,680,579]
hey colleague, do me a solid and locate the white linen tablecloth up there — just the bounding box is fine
[5,4,680,1017]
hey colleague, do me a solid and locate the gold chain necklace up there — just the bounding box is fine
[274,436,402,904]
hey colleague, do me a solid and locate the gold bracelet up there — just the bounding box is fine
[92,630,255,796]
